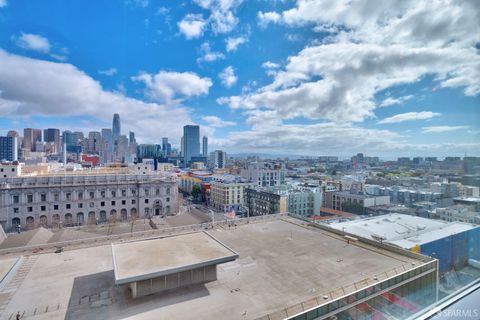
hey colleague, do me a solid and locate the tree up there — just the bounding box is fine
[191,185,201,203]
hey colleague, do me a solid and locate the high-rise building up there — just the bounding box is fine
[209,150,227,169]
[101,128,113,156]
[0,136,18,161]
[116,135,129,162]
[87,131,102,154]
[183,125,200,166]
[129,131,135,144]
[6,130,19,137]
[112,113,121,144]
[162,137,171,157]
[180,136,184,157]
[43,128,61,153]
[202,136,208,157]
[23,128,42,151]
[136,144,161,161]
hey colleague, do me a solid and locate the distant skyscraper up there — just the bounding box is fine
[116,135,130,162]
[162,137,171,157]
[202,136,208,157]
[129,131,135,143]
[23,128,42,151]
[209,150,227,169]
[87,131,102,154]
[43,128,61,153]
[183,125,200,166]
[0,136,18,161]
[112,113,121,144]
[101,128,113,151]
[6,130,19,137]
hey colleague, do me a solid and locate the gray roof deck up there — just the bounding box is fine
[112,231,238,285]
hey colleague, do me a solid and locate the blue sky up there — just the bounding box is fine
[0,0,479,158]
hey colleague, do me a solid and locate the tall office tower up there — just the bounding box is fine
[87,131,102,154]
[180,136,184,157]
[62,130,76,147]
[7,131,22,154]
[129,131,135,144]
[112,113,121,144]
[209,150,227,169]
[43,128,61,153]
[202,136,208,157]
[183,125,200,166]
[162,137,171,157]
[116,135,129,162]
[0,136,18,161]
[6,130,19,137]
[101,128,113,151]
[23,128,42,151]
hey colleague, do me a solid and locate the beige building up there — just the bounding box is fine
[210,180,254,212]
[0,164,178,231]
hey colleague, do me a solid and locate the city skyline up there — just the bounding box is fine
[0,1,479,157]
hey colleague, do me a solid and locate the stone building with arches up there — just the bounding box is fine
[0,172,177,231]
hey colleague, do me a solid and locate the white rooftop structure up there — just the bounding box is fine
[329,213,477,249]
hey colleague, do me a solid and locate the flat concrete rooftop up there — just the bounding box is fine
[112,232,238,285]
[0,217,427,320]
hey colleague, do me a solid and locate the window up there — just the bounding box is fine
[54,193,59,201]
[66,204,71,209]
[101,201,105,207]
[145,208,149,215]
[13,195,19,204]
[144,188,149,196]
[122,189,126,197]
[90,191,95,199]
[111,201,115,205]
[166,197,170,202]
[78,203,83,208]
[145,199,149,204]
[54,205,59,210]
[90,202,94,208]
[40,194,46,202]
[66,192,71,200]
[27,194,33,203]
[27,206,33,212]
[13,207,19,213]
[156,188,160,195]
[122,200,126,205]
[132,189,136,196]
[166,187,170,195]
[131,199,136,204]
[41,205,46,211]
[78,192,83,200]
[111,190,116,197]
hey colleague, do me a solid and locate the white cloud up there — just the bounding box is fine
[181,0,243,37]
[219,66,238,88]
[220,1,480,125]
[15,33,51,53]
[0,49,193,143]
[178,14,207,39]
[262,61,280,69]
[422,126,468,133]
[98,68,118,76]
[380,95,414,107]
[226,36,247,52]
[196,42,225,63]
[378,112,441,124]
[131,70,212,102]
[258,11,281,27]
[0,0,7,8]
[202,115,236,127]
